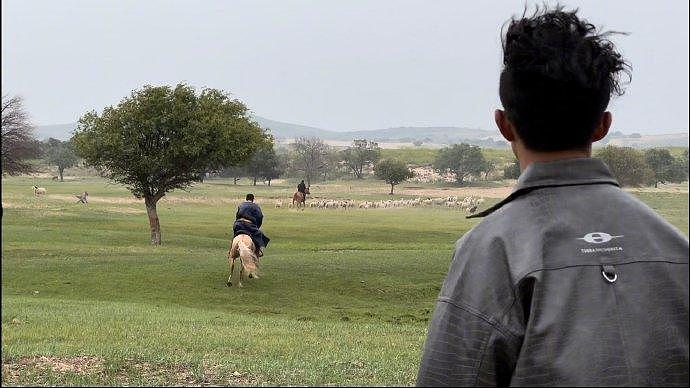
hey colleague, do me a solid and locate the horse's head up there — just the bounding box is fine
[305,187,311,195]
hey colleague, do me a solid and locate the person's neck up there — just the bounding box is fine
[515,142,592,172]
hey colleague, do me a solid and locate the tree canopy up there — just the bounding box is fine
[43,138,79,181]
[245,145,284,186]
[503,159,521,179]
[341,139,381,179]
[374,158,414,195]
[72,83,270,244]
[596,145,654,187]
[644,148,687,187]
[291,137,329,186]
[433,143,486,185]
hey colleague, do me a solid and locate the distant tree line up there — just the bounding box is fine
[501,146,689,187]
[596,146,688,187]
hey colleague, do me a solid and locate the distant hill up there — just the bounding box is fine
[34,123,77,141]
[253,117,505,147]
[252,116,334,139]
[34,117,688,149]
[600,131,689,148]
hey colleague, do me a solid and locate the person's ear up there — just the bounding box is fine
[591,111,612,142]
[495,109,516,142]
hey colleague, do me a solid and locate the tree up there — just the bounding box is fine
[322,147,344,181]
[43,138,79,181]
[503,159,521,179]
[433,143,486,185]
[341,139,381,179]
[644,148,687,187]
[246,145,283,186]
[374,159,414,195]
[1,95,42,175]
[482,159,496,180]
[218,165,246,184]
[73,83,269,245]
[596,145,654,187]
[292,137,329,186]
[679,149,690,181]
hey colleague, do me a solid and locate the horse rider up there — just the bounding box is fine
[233,193,270,257]
[297,180,307,199]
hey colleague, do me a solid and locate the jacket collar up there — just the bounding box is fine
[468,157,620,218]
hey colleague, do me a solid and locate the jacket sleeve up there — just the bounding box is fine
[416,300,521,387]
[417,231,523,387]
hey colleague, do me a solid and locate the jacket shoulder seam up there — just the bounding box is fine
[437,297,522,339]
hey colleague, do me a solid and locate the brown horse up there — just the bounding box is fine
[226,234,260,287]
[292,187,310,209]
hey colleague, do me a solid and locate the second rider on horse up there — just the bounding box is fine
[297,180,307,197]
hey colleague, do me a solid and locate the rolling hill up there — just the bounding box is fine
[34,117,688,149]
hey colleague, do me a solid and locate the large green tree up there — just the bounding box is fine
[596,145,654,187]
[73,83,269,245]
[374,158,414,195]
[433,143,486,185]
[341,139,381,179]
[644,148,687,187]
[43,138,79,181]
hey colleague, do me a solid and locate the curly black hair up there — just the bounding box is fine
[499,4,631,151]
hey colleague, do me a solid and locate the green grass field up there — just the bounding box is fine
[2,176,688,386]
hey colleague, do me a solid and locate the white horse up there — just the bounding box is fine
[226,234,260,287]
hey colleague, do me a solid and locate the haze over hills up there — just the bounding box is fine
[35,116,689,149]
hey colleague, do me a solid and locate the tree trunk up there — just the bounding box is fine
[389,183,395,195]
[253,177,257,186]
[267,179,271,186]
[59,167,64,182]
[654,181,658,188]
[144,196,162,245]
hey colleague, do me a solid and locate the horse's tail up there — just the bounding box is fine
[235,236,259,276]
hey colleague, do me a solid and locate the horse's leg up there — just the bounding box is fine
[227,256,235,287]
[238,262,244,288]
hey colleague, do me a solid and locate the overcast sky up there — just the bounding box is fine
[2,0,688,134]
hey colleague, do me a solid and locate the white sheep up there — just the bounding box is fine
[33,186,46,196]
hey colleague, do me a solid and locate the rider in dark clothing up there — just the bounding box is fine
[297,180,307,195]
[233,193,269,255]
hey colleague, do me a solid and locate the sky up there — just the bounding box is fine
[2,0,688,134]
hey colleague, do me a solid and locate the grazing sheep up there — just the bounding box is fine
[275,200,283,208]
[33,186,46,196]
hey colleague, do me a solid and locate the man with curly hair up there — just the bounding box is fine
[417,5,689,387]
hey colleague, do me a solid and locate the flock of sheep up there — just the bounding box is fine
[275,195,485,213]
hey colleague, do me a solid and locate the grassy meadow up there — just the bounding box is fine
[2,175,688,386]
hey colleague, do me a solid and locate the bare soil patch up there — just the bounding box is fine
[2,356,105,379]
[2,357,261,386]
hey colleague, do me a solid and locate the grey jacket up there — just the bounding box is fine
[417,158,689,387]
